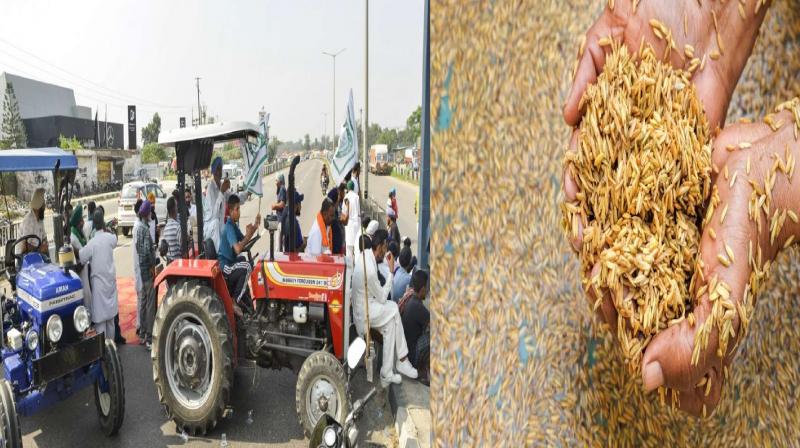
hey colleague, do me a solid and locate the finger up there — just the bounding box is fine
[585,263,618,327]
[563,18,615,126]
[563,130,580,202]
[665,368,723,418]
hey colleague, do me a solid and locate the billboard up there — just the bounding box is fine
[128,105,136,149]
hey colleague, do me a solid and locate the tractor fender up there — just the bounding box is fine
[153,259,238,358]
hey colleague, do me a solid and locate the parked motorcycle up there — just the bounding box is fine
[309,338,377,448]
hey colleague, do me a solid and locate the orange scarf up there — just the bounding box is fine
[316,212,332,252]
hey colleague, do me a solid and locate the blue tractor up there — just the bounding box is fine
[0,148,125,447]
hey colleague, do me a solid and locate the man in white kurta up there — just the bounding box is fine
[351,229,418,385]
[16,188,49,256]
[204,156,248,251]
[78,211,119,339]
[305,198,336,256]
[344,181,361,258]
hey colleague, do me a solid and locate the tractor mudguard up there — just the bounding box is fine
[154,259,238,359]
[2,352,27,391]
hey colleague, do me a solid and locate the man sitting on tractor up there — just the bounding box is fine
[16,188,49,256]
[218,194,260,315]
[305,198,336,256]
[351,229,418,386]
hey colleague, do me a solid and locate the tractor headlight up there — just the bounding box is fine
[323,426,337,447]
[73,306,90,333]
[46,315,63,343]
[25,329,39,351]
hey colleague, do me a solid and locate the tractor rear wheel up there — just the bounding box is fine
[296,351,348,437]
[152,280,233,436]
[95,338,126,436]
[0,379,21,448]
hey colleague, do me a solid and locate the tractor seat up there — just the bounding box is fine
[204,238,217,260]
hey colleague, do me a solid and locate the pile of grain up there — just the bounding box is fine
[561,42,712,374]
[431,0,800,446]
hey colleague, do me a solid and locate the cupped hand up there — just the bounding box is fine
[641,110,800,416]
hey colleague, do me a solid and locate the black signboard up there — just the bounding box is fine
[180,117,186,128]
[128,105,137,149]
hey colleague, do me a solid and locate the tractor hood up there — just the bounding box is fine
[16,260,84,314]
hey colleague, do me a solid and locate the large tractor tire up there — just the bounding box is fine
[0,379,21,448]
[296,351,348,437]
[95,338,126,436]
[152,280,233,436]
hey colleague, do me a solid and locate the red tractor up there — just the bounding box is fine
[152,122,363,436]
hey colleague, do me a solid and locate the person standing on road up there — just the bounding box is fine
[344,180,361,258]
[387,207,401,245]
[78,210,119,340]
[400,269,430,385]
[389,188,399,220]
[204,156,249,251]
[351,229,418,386]
[350,163,361,197]
[305,198,336,256]
[132,199,145,339]
[147,191,159,245]
[135,200,158,349]
[83,201,96,240]
[68,206,92,311]
[160,197,181,264]
[328,187,346,255]
[16,188,49,256]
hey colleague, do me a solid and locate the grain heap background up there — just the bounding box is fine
[430,0,800,446]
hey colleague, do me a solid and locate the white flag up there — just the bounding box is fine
[330,89,358,185]
[242,113,270,197]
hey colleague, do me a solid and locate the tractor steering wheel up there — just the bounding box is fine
[12,234,43,261]
[242,234,260,255]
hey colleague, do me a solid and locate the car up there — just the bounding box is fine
[0,147,125,447]
[222,163,245,193]
[152,122,373,437]
[117,181,168,237]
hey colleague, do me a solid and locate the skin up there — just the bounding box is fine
[322,205,335,226]
[229,203,260,256]
[562,1,773,416]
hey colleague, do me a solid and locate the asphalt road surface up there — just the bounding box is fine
[16,159,419,447]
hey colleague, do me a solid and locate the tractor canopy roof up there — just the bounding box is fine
[0,147,78,172]
[159,122,259,174]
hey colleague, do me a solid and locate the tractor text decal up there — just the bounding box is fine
[17,289,84,313]
[263,262,343,290]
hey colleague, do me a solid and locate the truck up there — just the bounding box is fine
[369,144,391,175]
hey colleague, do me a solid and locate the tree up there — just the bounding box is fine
[377,128,398,150]
[58,134,83,151]
[141,142,167,164]
[0,82,27,149]
[141,113,161,145]
[303,134,311,151]
[406,106,421,144]
[268,136,279,161]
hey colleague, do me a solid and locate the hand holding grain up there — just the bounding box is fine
[643,104,800,417]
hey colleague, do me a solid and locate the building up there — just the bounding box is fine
[0,72,124,149]
[0,72,139,201]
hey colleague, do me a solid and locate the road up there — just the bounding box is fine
[18,159,419,447]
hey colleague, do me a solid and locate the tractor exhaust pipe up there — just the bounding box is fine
[286,155,301,253]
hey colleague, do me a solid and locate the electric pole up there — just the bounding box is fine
[322,48,345,152]
[363,0,369,200]
[195,77,202,125]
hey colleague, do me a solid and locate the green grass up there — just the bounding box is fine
[390,168,419,185]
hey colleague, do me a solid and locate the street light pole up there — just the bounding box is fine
[363,0,369,201]
[322,48,345,153]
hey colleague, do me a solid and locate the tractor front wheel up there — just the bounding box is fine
[95,338,126,436]
[152,280,234,436]
[296,351,348,437]
[0,379,21,448]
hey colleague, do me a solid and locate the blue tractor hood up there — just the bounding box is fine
[16,255,83,317]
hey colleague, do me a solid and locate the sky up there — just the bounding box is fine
[0,0,424,146]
